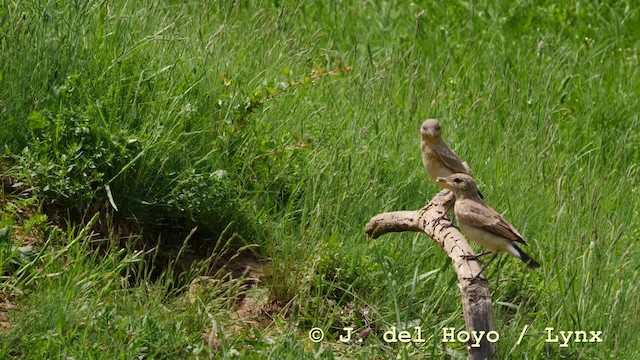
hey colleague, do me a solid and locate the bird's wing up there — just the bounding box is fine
[457,200,527,245]
[461,161,474,176]
[433,141,472,174]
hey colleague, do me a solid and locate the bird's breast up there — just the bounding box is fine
[421,143,455,181]
[457,220,511,253]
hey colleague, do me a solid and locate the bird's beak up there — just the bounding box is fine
[436,177,447,184]
[421,128,435,137]
[436,177,452,190]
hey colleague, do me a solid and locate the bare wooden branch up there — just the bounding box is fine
[365,189,496,360]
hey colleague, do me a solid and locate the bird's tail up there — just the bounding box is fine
[511,244,541,269]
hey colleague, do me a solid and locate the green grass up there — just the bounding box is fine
[1,0,639,358]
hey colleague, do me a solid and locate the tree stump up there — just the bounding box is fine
[365,189,496,360]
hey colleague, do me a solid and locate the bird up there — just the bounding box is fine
[420,119,483,198]
[436,173,541,274]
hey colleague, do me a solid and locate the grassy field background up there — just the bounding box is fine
[1,0,639,358]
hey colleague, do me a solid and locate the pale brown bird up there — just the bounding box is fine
[420,119,483,198]
[436,173,541,272]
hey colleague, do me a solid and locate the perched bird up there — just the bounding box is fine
[420,119,482,198]
[436,173,541,273]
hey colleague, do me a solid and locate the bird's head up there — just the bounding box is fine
[436,173,478,196]
[420,119,442,139]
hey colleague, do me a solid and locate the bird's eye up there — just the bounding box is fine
[453,178,462,183]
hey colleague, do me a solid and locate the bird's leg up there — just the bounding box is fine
[464,254,498,281]
[474,254,498,280]
[432,212,448,223]
[478,254,498,274]
[431,200,454,225]
[461,251,491,261]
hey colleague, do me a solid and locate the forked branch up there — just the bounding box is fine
[365,189,496,360]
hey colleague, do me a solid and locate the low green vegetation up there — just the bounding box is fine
[1,0,639,358]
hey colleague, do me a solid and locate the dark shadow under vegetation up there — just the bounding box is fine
[5,105,261,288]
[3,64,350,288]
